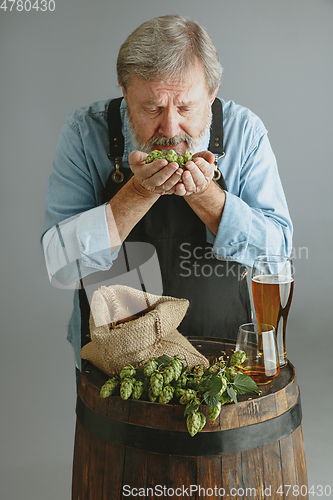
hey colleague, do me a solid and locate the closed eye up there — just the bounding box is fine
[145,107,161,114]
[178,107,192,114]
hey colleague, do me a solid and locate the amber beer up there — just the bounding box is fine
[252,275,294,366]
[241,362,280,385]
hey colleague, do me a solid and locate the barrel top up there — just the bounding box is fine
[80,337,298,432]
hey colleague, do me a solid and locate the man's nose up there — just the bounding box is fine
[158,108,182,138]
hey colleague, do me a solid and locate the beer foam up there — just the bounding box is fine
[252,274,294,285]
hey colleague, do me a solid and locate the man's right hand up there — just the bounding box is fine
[129,151,183,196]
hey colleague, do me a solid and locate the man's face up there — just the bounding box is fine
[123,61,218,155]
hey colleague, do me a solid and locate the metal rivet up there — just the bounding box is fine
[215,142,219,147]
[114,137,118,141]
[214,137,219,141]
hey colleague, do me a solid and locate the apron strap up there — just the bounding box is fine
[107,97,125,159]
[105,97,133,189]
[209,98,224,156]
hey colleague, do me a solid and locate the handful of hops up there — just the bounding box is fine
[100,351,260,437]
[145,149,193,170]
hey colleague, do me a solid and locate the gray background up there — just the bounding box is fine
[1,0,332,498]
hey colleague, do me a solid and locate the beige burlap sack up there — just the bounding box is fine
[80,284,209,376]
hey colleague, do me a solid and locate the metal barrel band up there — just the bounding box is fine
[76,393,302,457]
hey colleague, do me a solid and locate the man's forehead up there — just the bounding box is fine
[126,59,209,95]
[127,72,209,103]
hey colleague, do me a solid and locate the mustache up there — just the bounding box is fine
[149,135,191,147]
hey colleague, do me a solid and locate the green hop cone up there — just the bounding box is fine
[186,411,206,437]
[186,376,200,390]
[176,156,186,169]
[217,374,228,395]
[200,412,206,429]
[132,380,144,400]
[219,391,233,405]
[185,397,201,412]
[100,377,119,398]
[143,359,158,377]
[165,149,178,163]
[208,361,224,374]
[159,385,175,404]
[120,378,134,400]
[148,387,158,402]
[150,372,164,397]
[162,366,174,385]
[176,151,193,170]
[145,150,164,163]
[230,350,246,367]
[119,364,136,380]
[179,389,197,405]
[145,149,193,170]
[208,402,222,422]
[182,150,193,163]
[177,371,188,388]
[192,364,204,379]
[174,387,186,399]
[169,357,183,381]
[227,366,242,381]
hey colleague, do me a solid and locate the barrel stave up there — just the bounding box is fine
[102,389,127,500]
[197,454,222,497]
[261,440,284,497]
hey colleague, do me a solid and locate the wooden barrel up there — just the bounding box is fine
[72,338,308,500]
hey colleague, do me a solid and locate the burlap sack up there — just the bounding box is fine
[80,284,209,376]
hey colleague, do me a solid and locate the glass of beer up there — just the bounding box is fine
[236,323,280,385]
[251,255,294,367]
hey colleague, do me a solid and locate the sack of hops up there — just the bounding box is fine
[80,284,209,376]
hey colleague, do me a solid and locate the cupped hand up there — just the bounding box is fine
[129,151,183,196]
[174,151,215,197]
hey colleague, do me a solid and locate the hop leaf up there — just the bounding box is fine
[233,373,260,395]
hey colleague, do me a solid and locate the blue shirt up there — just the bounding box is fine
[42,97,293,369]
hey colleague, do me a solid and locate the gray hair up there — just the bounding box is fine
[117,15,222,95]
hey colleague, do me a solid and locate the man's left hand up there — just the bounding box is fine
[174,151,215,196]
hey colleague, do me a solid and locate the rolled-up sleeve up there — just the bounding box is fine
[42,204,115,286]
[41,118,116,286]
[207,133,293,267]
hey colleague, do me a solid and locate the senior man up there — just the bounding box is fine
[42,15,292,376]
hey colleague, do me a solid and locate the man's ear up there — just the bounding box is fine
[210,85,219,105]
